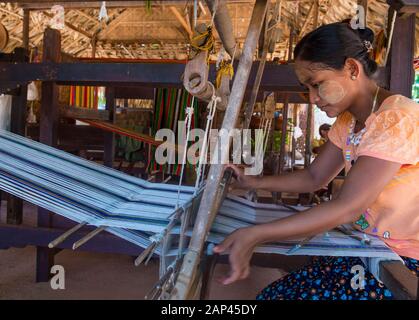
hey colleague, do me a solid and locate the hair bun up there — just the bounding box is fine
[356,27,374,44]
[340,19,374,44]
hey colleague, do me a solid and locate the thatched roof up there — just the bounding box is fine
[0,1,418,60]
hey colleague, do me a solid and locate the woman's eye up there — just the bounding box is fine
[310,83,319,89]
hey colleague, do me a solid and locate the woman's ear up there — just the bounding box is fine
[344,58,361,80]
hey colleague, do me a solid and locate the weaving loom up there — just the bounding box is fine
[0,129,400,298]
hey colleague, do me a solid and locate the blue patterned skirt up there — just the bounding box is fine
[256,256,418,300]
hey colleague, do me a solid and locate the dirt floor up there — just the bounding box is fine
[0,201,285,300]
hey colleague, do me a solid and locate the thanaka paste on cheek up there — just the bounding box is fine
[318,80,346,104]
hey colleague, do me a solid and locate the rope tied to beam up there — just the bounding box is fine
[189,25,215,64]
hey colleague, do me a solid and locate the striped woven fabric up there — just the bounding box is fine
[0,129,195,233]
[0,129,400,262]
[147,88,199,175]
[69,86,98,109]
[212,195,400,260]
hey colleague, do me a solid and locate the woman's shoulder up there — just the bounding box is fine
[377,94,419,117]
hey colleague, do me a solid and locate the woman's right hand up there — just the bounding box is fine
[225,164,260,191]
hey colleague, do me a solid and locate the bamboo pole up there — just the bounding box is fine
[242,14,269,130]
[243,0,281,130]
[48,222,87,248]
[170,0,269,300]
[72,226,106,250]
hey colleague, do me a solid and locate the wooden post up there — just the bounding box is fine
[36,28,61,283]
[388,12,415,97]
[272,93,289,203]
[243,1,280,130]
[304,104,313,168]
[171,0,269,300]
[6,47,28,225]
[287,27,294,62]
[291,104,298,170]
[22,9,30,50]
[5,9,30,223]
[313,0,319,29]
[199,250,219,300]
[91,32,97,58]
[279,100,289,174]
[104,87,116,168]
[298,103,314,205]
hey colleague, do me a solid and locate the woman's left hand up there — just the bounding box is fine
[213,227,261,285]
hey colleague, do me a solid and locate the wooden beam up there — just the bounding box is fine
[26,123,105,149]
[60,105,110,121]
[16,1,251,10]
[313,0,319,29]
[97,9,132,40]
[387,0,419,13]
[6,48,27,226]
[170,6,193,38]
[0,223,143,256]
[37,28,61,283]
[0,61,390,91]
[41,11,93,40]
[244,9,269,129]
[22,9,30,49]
[103,87,116,168]
[389,13,415,97]
[72,9,99,25]
[0,7,21,20]
[298,2,315,37]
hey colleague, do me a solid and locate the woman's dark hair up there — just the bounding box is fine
[319,123,331,136]
[294,22,377,77]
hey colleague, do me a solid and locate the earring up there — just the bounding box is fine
[351,75,357,80]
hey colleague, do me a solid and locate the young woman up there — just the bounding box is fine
[213,22,419,300]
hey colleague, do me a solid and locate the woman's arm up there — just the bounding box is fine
[215,156,401,284]
[237,141,345,193]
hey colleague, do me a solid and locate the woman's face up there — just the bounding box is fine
[294,59,356,118]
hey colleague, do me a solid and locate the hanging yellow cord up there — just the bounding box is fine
[189,25,215,64]
[215,60,234,89]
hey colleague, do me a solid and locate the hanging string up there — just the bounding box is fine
[210,0,218,26]
[175,96,195,209]
[230,42,238,61]
[383,10,397,67]
[194,83,220,191]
